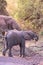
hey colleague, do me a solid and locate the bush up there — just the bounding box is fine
[41,32,43,35]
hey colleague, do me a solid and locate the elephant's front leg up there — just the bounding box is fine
[22,40,25,57]
[23,45,25,57]
[20,44,22,57]
[8,47,12,57]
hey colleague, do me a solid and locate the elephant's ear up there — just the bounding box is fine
[24,33,31,40]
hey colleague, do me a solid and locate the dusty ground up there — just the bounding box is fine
[0,36,43,65]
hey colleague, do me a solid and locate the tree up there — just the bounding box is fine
[17,0,43,32]
[0,0,9,15]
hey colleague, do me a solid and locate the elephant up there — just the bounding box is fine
[0,15,21,31]
[2,30,39,57]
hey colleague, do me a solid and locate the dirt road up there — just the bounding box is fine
[0,53,43,65]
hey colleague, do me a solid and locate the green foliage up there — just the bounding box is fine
[17,0,43,31]
[0,0,43,32]
[41,32,43,35]
[17,0,34,20]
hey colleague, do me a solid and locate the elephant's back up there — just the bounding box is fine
[6,30,23,42]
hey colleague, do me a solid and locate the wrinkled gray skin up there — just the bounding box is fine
[0,15,21,31]
[2,30,38,57]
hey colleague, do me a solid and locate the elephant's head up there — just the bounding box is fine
[25,31,39,41]
[33,33,39,41]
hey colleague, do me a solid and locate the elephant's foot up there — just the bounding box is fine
[22,54,25,58]
[22,52,25,58]
[19,54,25,57]
[2,51,5,56]
[8,54,13,57]
[19,55,22,57]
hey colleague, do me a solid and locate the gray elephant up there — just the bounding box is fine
[0,15,21,31]
[2,30,39,57]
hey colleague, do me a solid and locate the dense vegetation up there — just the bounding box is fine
[0,0,43,33]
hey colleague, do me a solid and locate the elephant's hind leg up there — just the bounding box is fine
[2,47,8,56]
